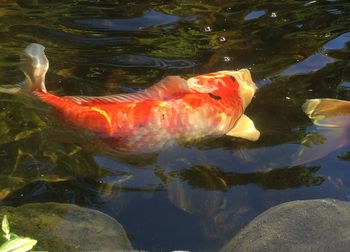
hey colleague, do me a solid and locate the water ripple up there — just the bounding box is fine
[111,55,196,69]
[11,25,133,46]
[340,81,350,88]
[279,53,335,76]
[244,10,266,21]
[323,32,350,50]
[71,10,182,31]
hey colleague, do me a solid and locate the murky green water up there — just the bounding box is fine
[0,0,350,251]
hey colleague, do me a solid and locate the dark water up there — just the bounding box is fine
[0,0,350,251]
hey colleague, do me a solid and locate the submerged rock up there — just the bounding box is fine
[0,202,132,251]
[221,199,350,252]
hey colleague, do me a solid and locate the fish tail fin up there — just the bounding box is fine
[294,98,350,165]
[0,44,49,95]
[20,43,48,93]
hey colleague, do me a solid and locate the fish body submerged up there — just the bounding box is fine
[297,98,350,164]
[19,43,260,153]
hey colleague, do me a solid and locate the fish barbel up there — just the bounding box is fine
[18,43,260,153]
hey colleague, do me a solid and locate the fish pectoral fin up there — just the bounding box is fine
[226,114,260,141]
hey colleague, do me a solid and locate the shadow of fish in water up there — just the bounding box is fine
[296,98,350,165]
[1,43,260,154]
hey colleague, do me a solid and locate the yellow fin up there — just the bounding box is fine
[294,98,350,165]
[303,98,350,127]
[226,114,260,141]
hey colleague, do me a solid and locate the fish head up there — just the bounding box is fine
[187,69,257,109]
[20,43,48,92]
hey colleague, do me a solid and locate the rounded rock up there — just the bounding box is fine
[0,202,133,251]
[221,199,350,252]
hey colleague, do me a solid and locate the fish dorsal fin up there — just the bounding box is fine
[65,76,189,105]
[226,114,260,141]
[143,75,190,99]
[187,76,218,93]
[303,98,350,127]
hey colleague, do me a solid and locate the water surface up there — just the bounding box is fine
[1,1,350,251]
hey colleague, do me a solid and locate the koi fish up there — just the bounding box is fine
[15,43,260,153]
[296,98,350,164]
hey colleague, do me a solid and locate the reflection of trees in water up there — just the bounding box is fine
[5,0,350,93]
[163,163,325,246]
[338,151,350,161]
[1,178,102,207]
[163,165,316,246]
[167,164,324,191]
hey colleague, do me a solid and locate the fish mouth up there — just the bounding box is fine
[234,69,257,91]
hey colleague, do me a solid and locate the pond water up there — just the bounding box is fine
[0,0,350,251]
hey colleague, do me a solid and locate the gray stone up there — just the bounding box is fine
[221,199,350,252]
[0,202,133,251]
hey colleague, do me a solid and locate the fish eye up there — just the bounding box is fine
[208,93,221,100]
[228,75,238,83]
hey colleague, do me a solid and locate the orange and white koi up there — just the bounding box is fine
[17,43,260,153]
